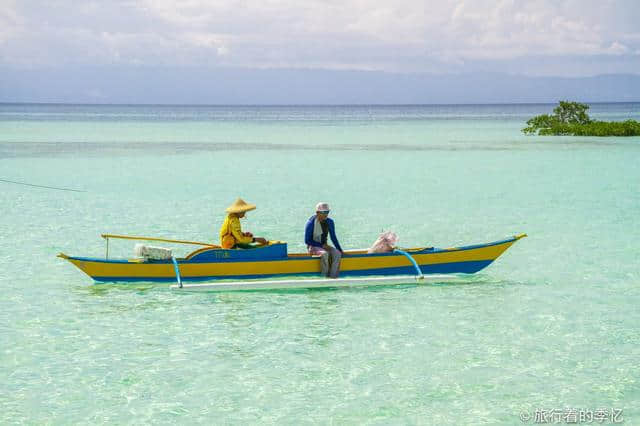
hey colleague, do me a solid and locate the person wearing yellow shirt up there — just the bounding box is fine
[219,198,268,249]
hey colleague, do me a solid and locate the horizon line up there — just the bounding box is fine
[2,101,640,107]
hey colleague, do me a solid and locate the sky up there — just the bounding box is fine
[2,0,640,103]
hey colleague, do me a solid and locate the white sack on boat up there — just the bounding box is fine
[134,244,173,260]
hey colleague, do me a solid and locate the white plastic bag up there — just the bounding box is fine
[367,231,399,253]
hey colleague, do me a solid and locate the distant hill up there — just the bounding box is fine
[2,67,640,104]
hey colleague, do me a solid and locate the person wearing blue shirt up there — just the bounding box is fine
[305,202,344,278]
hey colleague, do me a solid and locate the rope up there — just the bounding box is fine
[0,178,86,193]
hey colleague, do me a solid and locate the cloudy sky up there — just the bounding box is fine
[2,0,640,103]
[3,0,640,74]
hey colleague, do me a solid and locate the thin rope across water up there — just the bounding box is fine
[0,178,86,193]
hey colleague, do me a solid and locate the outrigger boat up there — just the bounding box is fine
[58,233,527,291]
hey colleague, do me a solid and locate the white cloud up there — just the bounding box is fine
[0,0,24,45]
[606,41,629,55]
[1,0,639,75]
[132,0,640,67]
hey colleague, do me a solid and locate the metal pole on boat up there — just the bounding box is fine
[393,249,424,280]
[105,237,109,259]
[171,256,183,288]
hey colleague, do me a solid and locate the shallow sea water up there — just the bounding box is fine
[0,104,639,424]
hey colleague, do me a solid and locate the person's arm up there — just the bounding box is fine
[230,217,254,244]
[305,218,323,247]
[328,219,343,253]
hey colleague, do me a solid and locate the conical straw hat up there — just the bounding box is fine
[226,198,256,213]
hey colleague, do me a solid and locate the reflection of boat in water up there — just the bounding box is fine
[58,233,527,291]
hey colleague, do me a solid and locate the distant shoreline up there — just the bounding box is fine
[2,101,640,107]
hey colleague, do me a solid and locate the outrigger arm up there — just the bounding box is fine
[393,248,424,279]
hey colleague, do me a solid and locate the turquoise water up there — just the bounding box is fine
[1,103,639,424]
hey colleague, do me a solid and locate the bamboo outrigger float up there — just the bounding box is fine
[58,233,527,291]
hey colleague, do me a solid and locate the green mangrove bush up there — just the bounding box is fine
[522,101,640,136]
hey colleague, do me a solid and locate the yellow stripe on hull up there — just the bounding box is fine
[64,239,518,281]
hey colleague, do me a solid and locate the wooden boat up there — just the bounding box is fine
[58,233,526,291]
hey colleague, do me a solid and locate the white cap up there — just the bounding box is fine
[315,202,330,212]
